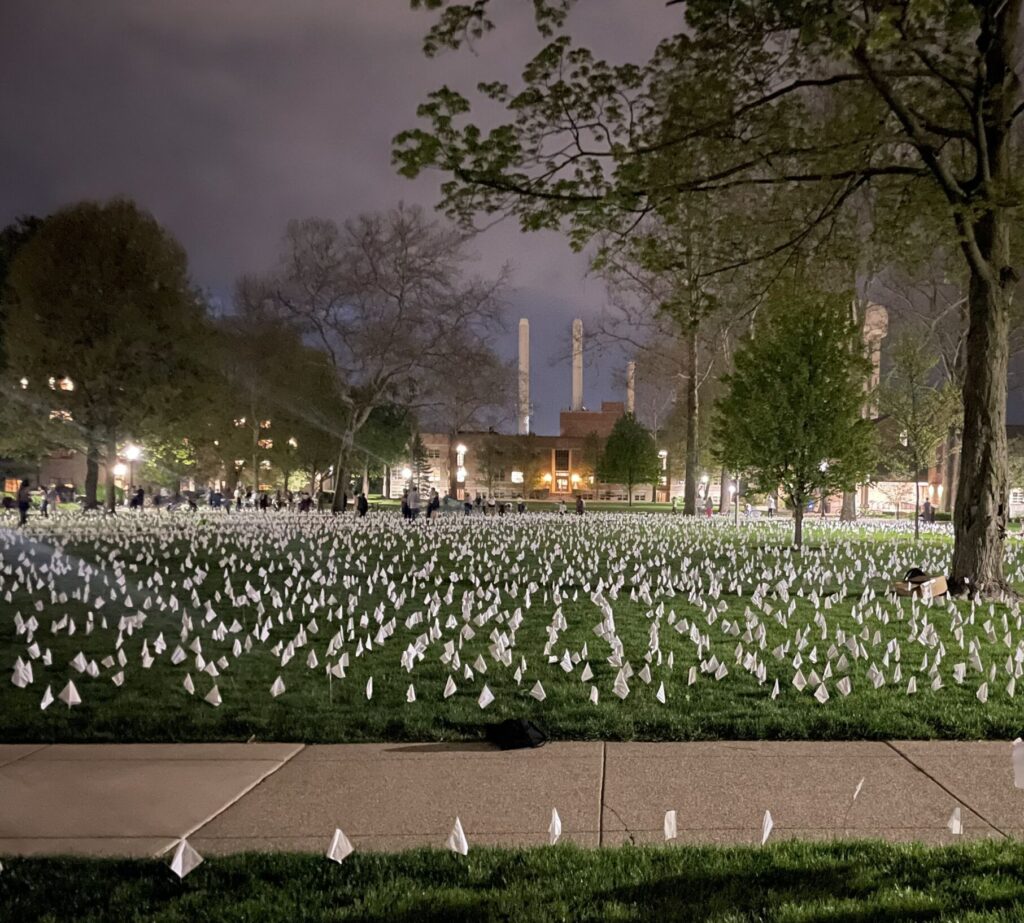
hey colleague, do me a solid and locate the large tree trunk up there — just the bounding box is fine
[331,432,353,513]
[793,502,804,551]
[950,259,1010,595]
[683,325,699,515]
[942,427,960,513]
[361,456,369,495]
[914,477,920,541]
[84,436,100,509]
[718,467,728,513]
[840,491,857,522]
[104,434,117,513]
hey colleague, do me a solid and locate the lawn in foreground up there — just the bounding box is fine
[5,511,1024,744]
[4,841,1024,922]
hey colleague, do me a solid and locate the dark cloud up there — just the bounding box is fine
[0,0,681,431]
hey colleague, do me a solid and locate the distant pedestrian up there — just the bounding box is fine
[767,495,776,519]
[16,479,31,526]
[357,492,369,518]
[704,496,714,518]
[558,499,567,515]
[922,497,933,523]
[409,485,420,520]
[575,495,585,516]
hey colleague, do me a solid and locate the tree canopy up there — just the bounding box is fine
[401,0,1024,594]
[713,283,876,549]
[598,413,660,505]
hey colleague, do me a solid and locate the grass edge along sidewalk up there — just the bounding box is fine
[4,840,1024,922]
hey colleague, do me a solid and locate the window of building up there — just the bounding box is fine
[554,449,570,472]
[426,449,442,460]
[556,476,569,493]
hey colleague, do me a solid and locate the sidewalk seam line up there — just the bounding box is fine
[599,741,607,847]
[0,744,49,769]
[885,741,1008,839]
[155,743,306,857]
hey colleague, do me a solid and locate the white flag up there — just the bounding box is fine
[761,810,774,845]
[169,839,204,879]
[664,809,678,841]
[326,828,354,864]
[446,816,469,855]
[548,808,562,845]
[478,685,494,709]
[947,806,963,835]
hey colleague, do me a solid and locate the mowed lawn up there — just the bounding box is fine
[6,841,1024,922]
[4,510,1024,744]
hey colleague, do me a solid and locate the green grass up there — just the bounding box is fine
[6,841,1024,921]
[4,510,1024,744]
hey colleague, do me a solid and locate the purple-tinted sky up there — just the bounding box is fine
[0,0,682,434]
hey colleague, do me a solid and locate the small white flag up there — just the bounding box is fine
[478,685,494,709]
[205,685,222,707]
[58,680,81,708]
[1013,739,1024,789]
[548,808,562,845]
[183,674,195,695]
[947,806,963,835]
[406,684,416,703]
[366,677,373,700]
[853,778,864,801]
[444,676,457,698]
[326,828,354,864]
[529,681,546,702]
[447,816,469,855]
[169,838,204,879]
[664,809,678,841]
[39,685,53,710]
[761,809,774,845]
[655,682,666,704]
[270,676,285,698]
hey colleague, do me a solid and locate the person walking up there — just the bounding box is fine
[408,485,420,520]
[704,496,714,518]
[357,492,369,518]
[16,479,31,526]
[575,494,585,516]
[767,495,776,519]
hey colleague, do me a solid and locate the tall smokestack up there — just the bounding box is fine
[571,318,583,411]
[518,318,530,435]
[626,360,636,415]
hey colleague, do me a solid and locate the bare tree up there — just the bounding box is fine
[266,205,506,510]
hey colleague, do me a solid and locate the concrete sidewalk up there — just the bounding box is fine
[0,741,1020,857]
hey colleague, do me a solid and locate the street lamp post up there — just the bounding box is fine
[125,444,142,488]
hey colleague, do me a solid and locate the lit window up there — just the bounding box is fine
[510,470,524,484]
[258,438,273,449]
[49,409,73,422]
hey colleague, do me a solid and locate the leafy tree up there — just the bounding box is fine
[713,283,876,550]
[878,337,961,538]
[508,434,548,498]
[0,215,45,375]
[400,0,1024,594]
[598,413,660,507]
[5,199,206,510]
[359,403,414,496]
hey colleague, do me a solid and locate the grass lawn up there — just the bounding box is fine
[4,510,1024,744]
[5,841,1024,922]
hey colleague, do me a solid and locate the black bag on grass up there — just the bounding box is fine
[486,718,548,750]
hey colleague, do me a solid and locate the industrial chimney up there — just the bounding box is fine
[626,360,636,415]
[518,318,530,435]
[571,318,583,411]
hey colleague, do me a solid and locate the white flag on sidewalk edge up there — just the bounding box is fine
[947,806,963,835]
[447,816,469,855]
[169,838,204,879]
[664,810,678,841]
[327,828,354,864]
[548,808,562,845]
[761,810,774,845]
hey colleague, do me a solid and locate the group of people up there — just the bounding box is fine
[4,480,62,525]
[401,486,440,520]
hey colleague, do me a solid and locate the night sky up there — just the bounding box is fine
[0,1,683,434]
